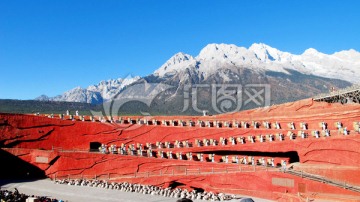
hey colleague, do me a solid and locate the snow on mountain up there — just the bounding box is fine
[51,87,103,104]
[154,43,360,83]
[37,43,359,105]
[154,52,196,77]
[35,94,51,101]
[86,77,140,100]
[333,49,360,63]
[37,76,140,104]
[299,48,359,83]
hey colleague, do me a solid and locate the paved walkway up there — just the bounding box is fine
[1,179,274,202]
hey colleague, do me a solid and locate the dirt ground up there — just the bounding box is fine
[1,178,274,202]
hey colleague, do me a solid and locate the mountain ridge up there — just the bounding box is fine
[154,43,360,83]
[37,43,359,109]
[36,76,140,104]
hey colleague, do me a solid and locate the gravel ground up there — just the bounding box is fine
[0,179,274,202]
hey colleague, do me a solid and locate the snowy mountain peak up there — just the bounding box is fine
[249,43,286,62]
[303,48,321,55]
[169,52,193,64]
[72,86,82,91]
[35,94,51,101]
[153,43,360,83]
[197,43,244,60]
[249,43,272,51]
[48,86,103,104]
[86,76,140,100]
[333,49,360,62]
[154,52,196,77]
[37,76,140,104]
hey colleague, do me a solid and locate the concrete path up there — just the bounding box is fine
[1,179,274,202]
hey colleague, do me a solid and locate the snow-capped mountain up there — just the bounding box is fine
[36,76,140,104]
[51,87,103,104]
[86,77,140,100]
[154,43,360,83]
[37,43,359,110]
[143,43,357,114]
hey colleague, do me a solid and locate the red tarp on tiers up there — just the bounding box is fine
[1,98,360,201]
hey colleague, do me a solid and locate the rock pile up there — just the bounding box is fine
[54,179,240,201]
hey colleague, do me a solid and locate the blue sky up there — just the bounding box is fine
[1,0,359,99]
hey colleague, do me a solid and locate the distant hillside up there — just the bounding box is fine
[0,99,102,115]
[0,99,162,116]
